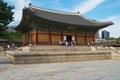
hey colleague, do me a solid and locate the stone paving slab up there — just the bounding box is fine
[0,60,120,80]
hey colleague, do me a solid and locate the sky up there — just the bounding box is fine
[4,0,120,38]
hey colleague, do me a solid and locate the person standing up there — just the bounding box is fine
[7,45,10,50]
[91,41,94,46]
[66,41,68,46]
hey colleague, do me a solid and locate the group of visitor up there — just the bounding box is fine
[3,43,15,51]
[59,40,76,46]
[87,41,94,46]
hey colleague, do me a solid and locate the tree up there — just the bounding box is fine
[1,30,22,41]
[0,0,14,31]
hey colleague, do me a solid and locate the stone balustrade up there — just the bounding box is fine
[21,46,91,52]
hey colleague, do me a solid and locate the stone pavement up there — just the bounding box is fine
[0,52,11,64]
[0,60,120,80]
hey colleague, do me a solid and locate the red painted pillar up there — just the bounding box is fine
[25,33,27,45]
[23,34,26,46]
[75,33,77,45]
[48,31,51,45]
[61,32,63,41]
[36,30,38,45]
[27,32,29,45]
[93,33,95,44]
[84,33,87,46]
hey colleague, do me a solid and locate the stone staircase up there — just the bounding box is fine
[93,46,120,60]
[0,51,12,64]
[110,47,120,60]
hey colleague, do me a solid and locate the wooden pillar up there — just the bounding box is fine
[84,33,87,46]
[36,30,38,45]
[61,32,63,41]
[27,32,29,45]
[48,31,51,45]
[75,33,77,45]
[23,34,26,46]
[25,33,27,45]
[93,33,95,44]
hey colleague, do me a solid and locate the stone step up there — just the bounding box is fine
[20,46,92,52]
[0,52,12,64]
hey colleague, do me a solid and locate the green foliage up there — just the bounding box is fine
[1,30,22,41]
[118,36,120,39]
[0,0,14,30]
[106,37,119,40]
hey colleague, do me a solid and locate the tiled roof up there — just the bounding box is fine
[27,5,113,27]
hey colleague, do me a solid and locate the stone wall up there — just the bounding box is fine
[6,51,111,64]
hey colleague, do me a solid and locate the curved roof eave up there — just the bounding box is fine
[27,5,113,27]
[16,9,31,33]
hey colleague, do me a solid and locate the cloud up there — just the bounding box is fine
[99,15,120,38]
[8,0,31,25]
[9,0,69,25]
[73,0,105,14]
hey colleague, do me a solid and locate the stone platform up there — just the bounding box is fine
[5,46,111,64]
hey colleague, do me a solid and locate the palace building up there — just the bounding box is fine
[16,4,113,46]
